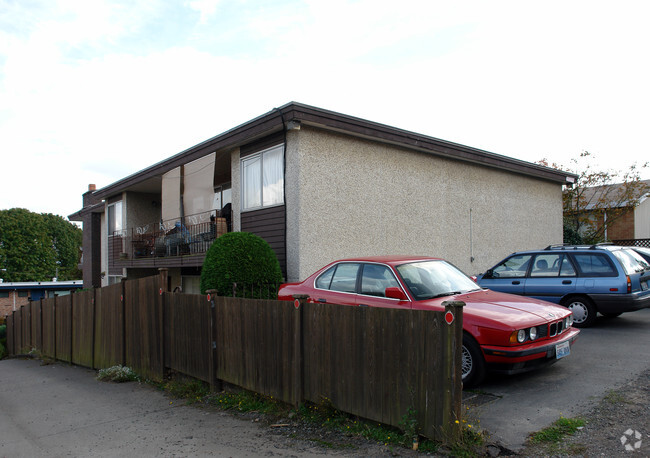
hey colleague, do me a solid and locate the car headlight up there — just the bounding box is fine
[529,326,538,341]
[566,315,573,327]
[517,329,527,343]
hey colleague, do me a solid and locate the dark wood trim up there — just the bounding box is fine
[241,205,286,278]
[91,102,576,201]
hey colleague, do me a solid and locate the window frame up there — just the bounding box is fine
[240,144,284,212]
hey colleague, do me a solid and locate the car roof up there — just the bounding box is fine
[330,255,444,266]
[509,244,632,255]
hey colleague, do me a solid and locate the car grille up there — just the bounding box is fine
[537,319,567,339]
[549,319,565,337]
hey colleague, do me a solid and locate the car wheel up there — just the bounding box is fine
[462,334,486,388]
[562,296,597,328]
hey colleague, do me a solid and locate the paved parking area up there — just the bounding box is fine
[467,308,650,450]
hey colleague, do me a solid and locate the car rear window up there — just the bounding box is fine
[571,253,617,277]
[612,249,649,275]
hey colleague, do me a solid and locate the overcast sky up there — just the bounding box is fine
[1,0,648,218]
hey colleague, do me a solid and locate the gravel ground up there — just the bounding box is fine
[513,368,650,457]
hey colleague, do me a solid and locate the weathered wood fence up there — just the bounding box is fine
[5,271,463,442]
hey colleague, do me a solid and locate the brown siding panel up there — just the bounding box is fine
[241,205,286,278]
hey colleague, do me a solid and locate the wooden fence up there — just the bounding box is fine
[4,272,463,442]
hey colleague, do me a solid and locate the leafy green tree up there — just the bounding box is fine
[539,152,649,243]
[0,208,82,282]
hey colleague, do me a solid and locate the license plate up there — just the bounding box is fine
[556,341,570,359]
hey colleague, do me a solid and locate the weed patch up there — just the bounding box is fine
[97,365,140,383]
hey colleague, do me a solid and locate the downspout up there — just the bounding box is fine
[179,164,185,225]
[274,107,288,280]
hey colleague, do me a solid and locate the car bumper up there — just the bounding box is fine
[589,291,650,314]
[481,327,580,375]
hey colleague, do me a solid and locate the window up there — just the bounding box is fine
[491,255,532,278]
[241,145,284,211]
[360,264,400,297]
[572,254,616,277]
[315,263,360,293]
[0,291,8,298]
[530,254,576,277]
[18,290,29,297]
[107,201,123,236]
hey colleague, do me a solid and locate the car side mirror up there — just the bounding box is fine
[385,287,408,300]
[484,269,493,279]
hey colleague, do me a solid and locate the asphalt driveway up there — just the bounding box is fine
[467,307,650,451]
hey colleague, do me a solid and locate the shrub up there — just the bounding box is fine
[0,341,5,360]
[97,365,140,383]
[200,232,283,298]
[0,324,6,340]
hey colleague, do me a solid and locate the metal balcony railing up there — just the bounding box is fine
[110,211,231,261]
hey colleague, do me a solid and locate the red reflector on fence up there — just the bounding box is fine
[445,311,454,325]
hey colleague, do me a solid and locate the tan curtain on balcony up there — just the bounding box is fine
[183,152,216,221]
[161,167,181,228]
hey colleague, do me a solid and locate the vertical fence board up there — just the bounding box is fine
[14,308,23,354]
[125,276,162,381]
[164,293,211,383]
[31,301,42,352]
[72,290,95,368]
[6,314,14,356]
[94,284,124,369]
[41,298,56,358]
[55,296,72,362]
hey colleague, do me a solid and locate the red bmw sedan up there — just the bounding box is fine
[278,256,580,386]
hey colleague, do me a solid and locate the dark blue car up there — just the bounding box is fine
[476,244,650,327]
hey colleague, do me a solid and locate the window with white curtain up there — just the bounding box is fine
[241,144,284,211]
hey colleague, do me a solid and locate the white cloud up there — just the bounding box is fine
[0,0,649,218]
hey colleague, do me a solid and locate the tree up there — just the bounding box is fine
[538,152,649,244]
[0,208,82,282]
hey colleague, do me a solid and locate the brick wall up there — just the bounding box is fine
[0,292,30,318]
[607,208,635,241]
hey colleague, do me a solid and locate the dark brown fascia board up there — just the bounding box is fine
[93,102,576,199]
[285,103,577,185]
[68,202,105,221]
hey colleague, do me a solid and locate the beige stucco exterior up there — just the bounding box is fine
[285,126,563,281]
[635,197,650,239]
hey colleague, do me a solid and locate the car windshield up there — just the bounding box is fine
[613,249,650,274]
[395,260,480,300]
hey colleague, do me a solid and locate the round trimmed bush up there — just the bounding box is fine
[200,232,283,298]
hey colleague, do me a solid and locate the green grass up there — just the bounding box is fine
[529,416,585,444]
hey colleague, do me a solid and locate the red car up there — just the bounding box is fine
[278,256,580,386]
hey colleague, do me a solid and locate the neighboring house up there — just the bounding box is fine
[70,102,576,292]
[569,179,650,242]
[0,280,83,318]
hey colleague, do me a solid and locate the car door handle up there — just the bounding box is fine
[562,280,572,285]
[512,281,521,285]
[317,298,327,303]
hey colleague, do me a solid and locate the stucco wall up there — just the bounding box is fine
[286,127,563,281]
[635,198,650,239]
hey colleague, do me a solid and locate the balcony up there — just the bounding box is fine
[109,212,230,270]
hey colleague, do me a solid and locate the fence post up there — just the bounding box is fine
[53,296,57,361]
[206,289,222,392]
[70,292,74,364]
[121,278,127,366]
[440,300,464,444]
[91,288,96,370]
[159,268,168,380]
[292,294,309,408]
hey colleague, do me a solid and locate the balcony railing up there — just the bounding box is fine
[110,212,230,263]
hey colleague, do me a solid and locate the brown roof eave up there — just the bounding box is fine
[68,202,105,221]
[93,102,577,199]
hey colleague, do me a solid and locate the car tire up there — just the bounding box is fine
[462,334,486,388]
[562,296,597,328]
